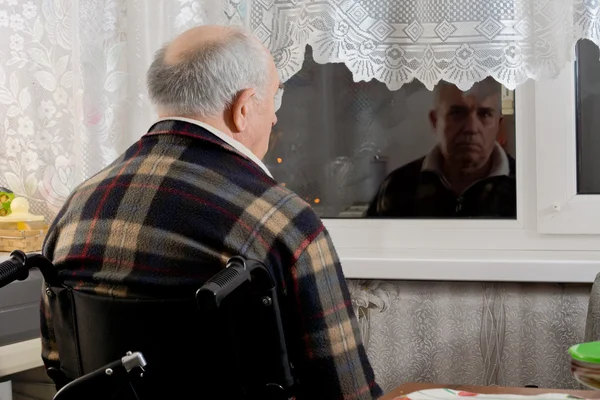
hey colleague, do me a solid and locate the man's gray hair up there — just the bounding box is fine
[147,27,271,117]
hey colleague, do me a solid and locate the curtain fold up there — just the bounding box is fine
[0,0,222,220]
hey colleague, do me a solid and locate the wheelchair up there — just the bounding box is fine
[0,250,296,400]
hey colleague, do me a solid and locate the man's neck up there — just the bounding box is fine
[155,114,273,178]
[158,112,233,136]
[442,158,493,194]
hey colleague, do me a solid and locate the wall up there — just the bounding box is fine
[348,280,591,393]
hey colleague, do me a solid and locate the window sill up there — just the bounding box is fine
[339,247,600,283]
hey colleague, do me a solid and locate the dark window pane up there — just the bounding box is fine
[576,39,600,194]
[266,47,517,219]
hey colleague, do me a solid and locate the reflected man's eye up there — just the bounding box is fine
[478,110,493,118]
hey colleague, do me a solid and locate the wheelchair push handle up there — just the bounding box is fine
[196,256,276,310]
[0,250,28,288]
[0,250,58,289]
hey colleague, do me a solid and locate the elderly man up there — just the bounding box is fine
[41,25,382,399]
[365,78,516,218]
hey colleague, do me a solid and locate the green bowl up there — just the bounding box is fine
[570,342,600,364]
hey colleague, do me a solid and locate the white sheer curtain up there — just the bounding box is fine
[1,0,599,220]
[0,0,225,220]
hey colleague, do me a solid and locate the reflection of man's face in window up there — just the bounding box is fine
[429,81,503,172]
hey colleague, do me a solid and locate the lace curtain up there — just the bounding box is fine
[0,0,599,219]
[0,0,224,220]
[237,0,600,90]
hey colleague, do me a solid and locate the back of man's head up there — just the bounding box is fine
[147,25,271,118]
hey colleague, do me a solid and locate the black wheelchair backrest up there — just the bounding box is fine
[1,251,296,400]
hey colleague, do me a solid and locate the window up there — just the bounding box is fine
[266,47,517,220]
[536,40,600,234]
[263,44,600,283]
[576,40,600,195]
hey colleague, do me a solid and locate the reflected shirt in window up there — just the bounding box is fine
[365,143,516,218]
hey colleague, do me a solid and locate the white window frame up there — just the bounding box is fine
[535,65,600,234]
[323,65,600,283]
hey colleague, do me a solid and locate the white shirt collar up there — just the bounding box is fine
[155,117,273,178]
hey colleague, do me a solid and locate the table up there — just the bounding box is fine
[382,383,600,400]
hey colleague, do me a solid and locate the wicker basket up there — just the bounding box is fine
[0,226,48,252]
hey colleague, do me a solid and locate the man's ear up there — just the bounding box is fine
[429,110,438,130]
[231,88,255,133]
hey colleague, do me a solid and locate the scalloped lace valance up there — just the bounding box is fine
[224,0,600,90]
